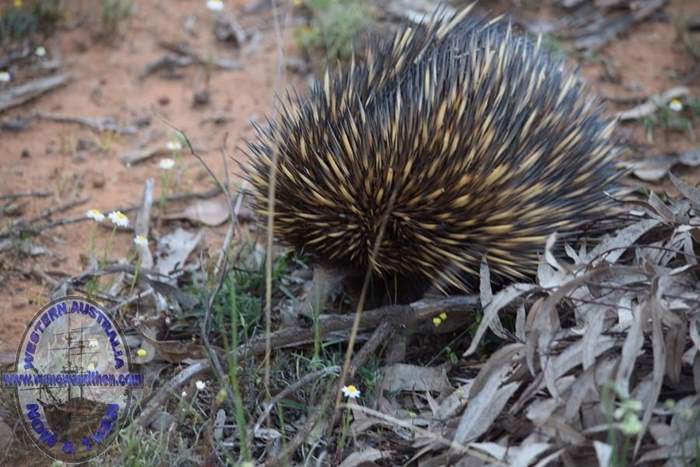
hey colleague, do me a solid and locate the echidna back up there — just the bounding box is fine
[245,7,620,301]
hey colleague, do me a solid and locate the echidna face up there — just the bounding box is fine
[244,7,620,294]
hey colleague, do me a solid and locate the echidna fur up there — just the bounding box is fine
[244,5,621,303]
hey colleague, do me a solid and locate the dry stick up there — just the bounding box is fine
[0,74,72,113]
[135,359,210,427]
[238,295,478,357]
[0,195,90,239]
[26,195,89,224]
[252,365,340,434]
[0,191,53,200]
[34,111,138,135]
[268,321,393,467]
[133,178,154,269]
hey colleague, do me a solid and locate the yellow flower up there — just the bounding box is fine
[432,317,442,327]
[14,0,22,7]
[341,384,361,399]
[439,312,447,320]
[136,348,147,358]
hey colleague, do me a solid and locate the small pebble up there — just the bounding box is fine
[92,173,106,188]
[193,89,210,107]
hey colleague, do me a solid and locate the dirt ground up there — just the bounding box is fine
[1,0,700,355]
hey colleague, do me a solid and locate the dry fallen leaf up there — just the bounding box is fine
[164,198,230,226]
[156,228,203,277]
[381,363,452,394]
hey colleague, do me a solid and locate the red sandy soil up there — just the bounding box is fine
[1,0,700,356]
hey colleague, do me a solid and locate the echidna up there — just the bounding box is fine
[244,6,620,304]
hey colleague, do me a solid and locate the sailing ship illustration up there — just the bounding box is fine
[28,313,112,445]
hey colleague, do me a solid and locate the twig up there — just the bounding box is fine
[252,366,340,434]
[617,86,690,121]
[30,267,59,288]
[573,0,666,52]
[214,13,247,46]
[0,195,90,238]
[0,191,53,200]
[27,196,89,224]
[200,113,235,126]
[34,111,138,134]
[236,294,478,361]
[135,359,211,427]
[0,74,72,113]
[139,43,242,81]
[134,178,154,269]
[108,288,154,316]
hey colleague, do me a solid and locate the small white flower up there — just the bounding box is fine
[88,338,98,348]
[108,210,129,228]
[0,71,10,83]
[86,208,105,222]
[87,362,95,371]
[166,140,182,152]
[195,380,206,391]
[133,234,148,247]
[181,390,187,397]
[206,0,224,11]
[35,46,46,57]
[159,158,175,170]
[669,99,683,112]
[341,384,361,399]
